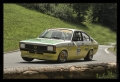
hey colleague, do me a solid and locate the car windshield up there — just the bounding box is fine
[39,29,73,40]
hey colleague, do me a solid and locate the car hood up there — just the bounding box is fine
[20,38,66,45]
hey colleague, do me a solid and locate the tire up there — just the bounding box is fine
[84,50,93,61]
[58,51,68,63]
[22,57,34,62]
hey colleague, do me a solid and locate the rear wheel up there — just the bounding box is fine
[22,57,34,62]
[84,50,93,61]
[58,51,68,63]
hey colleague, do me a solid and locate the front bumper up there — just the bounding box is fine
[20,50,59,60]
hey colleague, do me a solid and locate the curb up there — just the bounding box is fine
[3,62,117,79]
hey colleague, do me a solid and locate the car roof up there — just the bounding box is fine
[47,28,82,32]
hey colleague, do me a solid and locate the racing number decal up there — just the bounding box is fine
[76,46,80,55]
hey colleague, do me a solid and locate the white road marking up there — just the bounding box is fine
[105,48,109,54]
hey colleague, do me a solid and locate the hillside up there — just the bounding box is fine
[3,3,116,52]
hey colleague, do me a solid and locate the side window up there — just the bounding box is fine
[82,32,90,41]
[72,31,82,41]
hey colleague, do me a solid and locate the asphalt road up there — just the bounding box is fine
[3,45,116,69]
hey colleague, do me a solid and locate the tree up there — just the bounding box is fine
[92,3,117,31]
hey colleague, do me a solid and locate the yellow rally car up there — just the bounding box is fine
[19,28,99,63]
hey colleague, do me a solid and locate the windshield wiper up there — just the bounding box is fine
[39,36,50,39]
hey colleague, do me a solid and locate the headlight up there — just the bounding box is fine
[20,43,25,48]
[47,46,56,51]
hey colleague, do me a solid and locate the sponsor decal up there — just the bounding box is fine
[76,46,80,55]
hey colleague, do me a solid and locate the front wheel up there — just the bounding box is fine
[58,51,68,63]
[22,57,34,62]
[84,50,93,61]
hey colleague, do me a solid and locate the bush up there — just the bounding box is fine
[96,70,117,79]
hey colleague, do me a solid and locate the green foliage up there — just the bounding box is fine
[108,44,117,54]
[83,23,116,45]
[92,3,117,31]
[17,3,117,31]
[96,70,117,79]
[3,3,116,52]
[71,3,91,22]
[52,4,74,21]
[82,6,93,24]
[17,3,74,21]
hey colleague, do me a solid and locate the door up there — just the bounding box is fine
[81,32,91,57]
[72,31,85,59]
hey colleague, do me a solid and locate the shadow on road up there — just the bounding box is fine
[19,59,97,64]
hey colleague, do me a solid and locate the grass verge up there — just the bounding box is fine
[4,3,116,52]
[96,70,118,79]
[108,44,116,54]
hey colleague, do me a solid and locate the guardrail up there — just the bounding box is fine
[3,63,117,79]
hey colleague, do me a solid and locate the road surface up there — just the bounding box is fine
[4,45,116,69]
